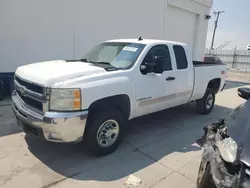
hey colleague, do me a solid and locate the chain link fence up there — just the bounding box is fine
[205,49,250,71]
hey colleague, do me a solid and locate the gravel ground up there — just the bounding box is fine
[227,70,250,84]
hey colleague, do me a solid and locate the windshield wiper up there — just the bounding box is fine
[89,61,111,65]
[66,58,89,62]
[89,61,120,71]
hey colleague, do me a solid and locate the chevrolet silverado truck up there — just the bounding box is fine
[12,39,227,156]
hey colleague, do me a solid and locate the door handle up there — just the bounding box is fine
[166,76,175,81]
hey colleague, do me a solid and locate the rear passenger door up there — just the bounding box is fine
[171,45,193,105]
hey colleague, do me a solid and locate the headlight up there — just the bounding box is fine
[217,137,238,163]
[50,88,81,111]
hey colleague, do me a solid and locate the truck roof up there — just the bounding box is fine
[106,39,187,46]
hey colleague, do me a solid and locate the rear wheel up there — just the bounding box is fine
[85,108,125,156]
[196,89,215,114]
[197,161,216,188]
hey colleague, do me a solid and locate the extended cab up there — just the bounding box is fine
[12,39,227,156]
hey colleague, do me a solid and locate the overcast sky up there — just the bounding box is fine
[206,0,250,50]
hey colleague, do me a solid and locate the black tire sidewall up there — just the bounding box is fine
[197,89,215,114]
[205,91,215,113]
[85,108,125,156]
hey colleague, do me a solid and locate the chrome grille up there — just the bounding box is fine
[14,75,48,113]
[15,76,44,95]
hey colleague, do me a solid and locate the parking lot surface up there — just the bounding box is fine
[0,81,249,188]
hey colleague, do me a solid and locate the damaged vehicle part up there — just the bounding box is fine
[197,87,250,188]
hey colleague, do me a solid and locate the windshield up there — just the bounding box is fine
[82,42,146,69]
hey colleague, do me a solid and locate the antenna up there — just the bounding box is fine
[138,36,143,41]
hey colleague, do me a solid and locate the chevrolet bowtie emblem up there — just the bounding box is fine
[19,86,26,96]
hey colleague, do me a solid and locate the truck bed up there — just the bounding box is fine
[190,64,227,101]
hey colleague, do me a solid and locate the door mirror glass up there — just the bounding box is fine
[238,88,250,100]
[140,64,148,75]
[140,62,154,75]
[140,54,154,75]
[154,56,164,74]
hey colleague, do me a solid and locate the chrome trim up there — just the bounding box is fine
[15,91,45,115]
[15,74,45,87]
[12,92,88,143]
[246,169,250,176]
[14,75,49,113]
[138,91,192,107]
[14,80,45,99]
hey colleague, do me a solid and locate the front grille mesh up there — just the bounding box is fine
[15,76,44,94]
[14,76,46,112]
[16,90,43,111]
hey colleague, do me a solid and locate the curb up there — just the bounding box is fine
[226,80,249,85]
[228,69,250,74]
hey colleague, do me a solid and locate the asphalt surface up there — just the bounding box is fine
[0,81,249,188]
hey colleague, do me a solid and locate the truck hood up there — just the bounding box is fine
[225,100,250,166]
[15,60,106,86]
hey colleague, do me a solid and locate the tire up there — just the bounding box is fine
[196,89,215,114]
[197,161,216,188]
[85,108,125,156]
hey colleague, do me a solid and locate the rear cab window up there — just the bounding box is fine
[173,45,188,70]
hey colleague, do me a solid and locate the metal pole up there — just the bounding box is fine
[210,11,225,50]
[73,23,76,60]
[232,46,237,69]
[161,0,167,39]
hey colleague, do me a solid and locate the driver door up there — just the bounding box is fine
[134,44,176,117]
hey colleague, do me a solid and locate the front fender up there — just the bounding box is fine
[80,76,133,110]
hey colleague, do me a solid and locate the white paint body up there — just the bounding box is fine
[1,0,212,73]
[15,39,227,119]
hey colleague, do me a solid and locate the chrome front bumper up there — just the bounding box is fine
[12,92,88,143]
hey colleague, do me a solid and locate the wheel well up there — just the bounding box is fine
[83,95,131,138]
[88,95,131,120]
[207,78,221,93]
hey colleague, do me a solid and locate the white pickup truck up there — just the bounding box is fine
[12,39,227,156]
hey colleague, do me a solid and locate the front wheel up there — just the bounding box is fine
[196,89,215,114]
[85,108,125,156]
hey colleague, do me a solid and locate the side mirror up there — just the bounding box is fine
[238,88,250,100]
[154,56,164,74]
[140,64,149,75]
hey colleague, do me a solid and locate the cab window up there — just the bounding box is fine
[142,45,172,71]
[173,45,188,70]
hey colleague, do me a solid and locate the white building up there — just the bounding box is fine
[0,0,212,81]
